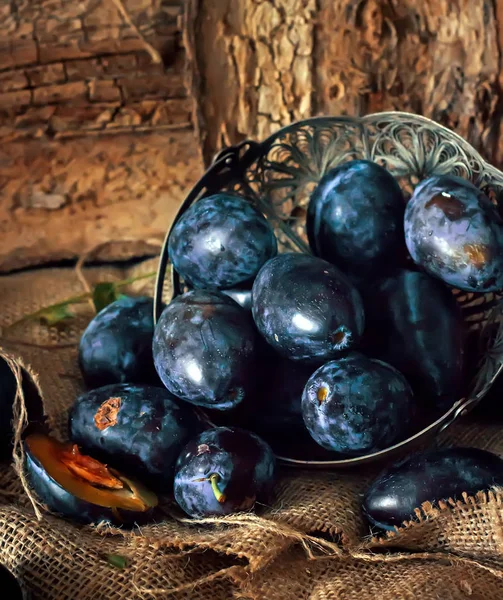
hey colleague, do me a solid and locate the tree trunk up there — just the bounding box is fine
[0,0,202,272]
[186,0,503,169]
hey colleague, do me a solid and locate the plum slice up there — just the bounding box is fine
[25,433,157,525]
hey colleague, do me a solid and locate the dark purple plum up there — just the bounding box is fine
[0,358,16,458]
[302,353,416,456]
[362,269,464,413]
[222,288,253,311]
[0,564,23,600]
[174,427,276,517]
[252,254,365,363]
[405,174,503,292]
[168,193,277,290]
[25,433,157,525]
[307,160,406,276]
[153,290,258,411]
[69,384,203,492]
[363,447,503,531]
[79,296,159,389]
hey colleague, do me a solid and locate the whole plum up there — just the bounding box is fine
[174,427,276,517]
[252,254,365,363]
[0,358,16,458]
[302,353,416,456]
[222,288,253,311]
[69,383,203,491]
[362,269,464,412]
[153,290,258,410]
[168,193,277,290]
[79,296,159,389]
[363,447,503,530]
[404,174,503,292]
[307,160,406,276]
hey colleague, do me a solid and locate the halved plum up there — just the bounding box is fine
[25,433,157,525]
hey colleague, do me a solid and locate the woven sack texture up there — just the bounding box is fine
[0,257,502,600]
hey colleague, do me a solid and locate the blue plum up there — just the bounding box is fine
[0,358,16,458]
[363,447,503,531]
[301,353,416,456]
[307,160,406,276]
[25,433,158,525]
[361,269,465,413]
[153,290,258,410]
[168,193,277,290]
[79,296,159,389]
[69,383,203,492]
[173,427,276,517]
[222,288,253,311]
[252,254,365,363]
[404,174,503,292]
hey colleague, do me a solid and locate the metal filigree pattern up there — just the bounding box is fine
[155,112,503,467]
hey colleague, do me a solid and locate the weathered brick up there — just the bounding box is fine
[51,105,114,131]
[101,54,137,75]
[78,37,146,55]
[39,42,91,63]
[88,80,122,103]
[0,89,31,109]
[119,73,186,101]
[26,63,66,87]
[0,70,29,93]
[107,107,141,127]
[150,98,192,126]
[86,26,122,42]
[13,106,56,129]
[33,81,87,105]
[65,59,101,81]
[10,39,37,66]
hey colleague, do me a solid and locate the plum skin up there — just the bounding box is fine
[168,193,278,290]
[79,296,160,389]
[302,353,416,456]
[252,253,365,363]
[404,174,503,292]
[174,427,276,518]
[153,290,258,410]
[0,358,16,458]
[69,383,203,492]
[363,447,503,530]
[361,269,464,413]
[307,159,406,275]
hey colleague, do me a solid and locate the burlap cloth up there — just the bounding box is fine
[1,257,502,600]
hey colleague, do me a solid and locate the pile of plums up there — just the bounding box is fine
[7,159,503,532]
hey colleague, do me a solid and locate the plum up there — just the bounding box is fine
[0,564,23,600]
[0,358,16,458]
[222,288,253,311]
[173,427,276,517]
[168,193,277,290]
[307,160,406,276]
[153,290,258,410]
[252,254,365,363]
[79,296,159,389]
[69,383,203,492]
[404,174,503,292]
[363,447,503,530]
[302,353,416,456]
[362,269,464,412]
[25,433,157,525]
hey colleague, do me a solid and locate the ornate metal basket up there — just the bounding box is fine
[154,112,503,469]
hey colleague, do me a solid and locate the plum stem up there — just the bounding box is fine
[209,473,226,504]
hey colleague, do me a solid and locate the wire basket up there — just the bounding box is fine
[154,112,503,469]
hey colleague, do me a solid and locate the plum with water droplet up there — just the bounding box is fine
[307,159,406,276]
[153,290,258,410]
[173,427,276,517]
[404,174,503,292]
[168,193,277,290]
[302,353,416,456]
[252,254,365,363]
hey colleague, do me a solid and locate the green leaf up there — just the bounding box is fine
[38,304,74,327]
[92,282,121,313]
[106,554,128,569]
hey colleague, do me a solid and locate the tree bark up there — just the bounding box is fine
[0,0,202,272]
[186,0,503,169]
